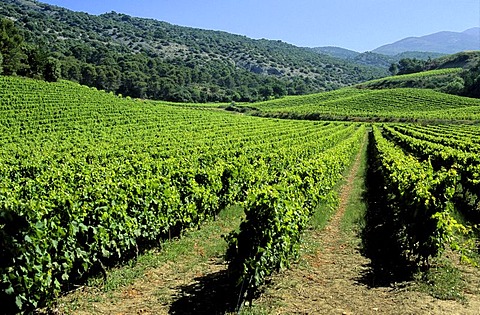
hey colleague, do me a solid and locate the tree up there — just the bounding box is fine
[80,64,97,86]
[44,57,60,82]
[272,83,287,98]
[0,19,26,75]
[61,57,82,82]
[461,64,480,98]
[389,63,399,75]
[443,77,464,95]
[259,85,273,100]
[396,58,426,75]
[18,45,48,79]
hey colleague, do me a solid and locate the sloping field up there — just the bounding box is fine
[249,87,480,121]
[355,68,463,89]
[1,76,479,314]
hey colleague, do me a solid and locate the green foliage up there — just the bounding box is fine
[368,126,462,266]
[247,87,480,121]
[44,57,60,82]
[461,63,480,98]
[357,68,463,91]
[226,125,365,301]
[376,124,480,265]
[389,62,398,75]
[397,58,428,75]
[0,75,365,313]
[380,52,480,99]
[0,18,59,82]
[310,47,444,70]
[415,259,466,301]
[0,18,25,75]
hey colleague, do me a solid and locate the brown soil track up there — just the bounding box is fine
[253,133,480,315]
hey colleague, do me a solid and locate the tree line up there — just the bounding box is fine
[0,17,311,103]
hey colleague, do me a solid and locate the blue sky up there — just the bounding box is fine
[41,0,479,52]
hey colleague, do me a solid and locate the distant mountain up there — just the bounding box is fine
[373,28,480,56]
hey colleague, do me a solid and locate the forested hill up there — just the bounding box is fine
[0,0,387,102]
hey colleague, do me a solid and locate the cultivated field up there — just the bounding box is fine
[1,76,479,314]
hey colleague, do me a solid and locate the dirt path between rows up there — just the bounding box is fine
[252,135,480,315]
[55,207,243,315]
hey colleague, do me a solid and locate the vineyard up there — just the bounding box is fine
[355,68,463,90]
[0,76,363,313]
[248,87,480,121]
[1,76,479,313]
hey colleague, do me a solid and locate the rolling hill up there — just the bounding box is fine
[0,0,387,103]
[241,86,480,122]
[310,47,445,69]
[356,51,480,97]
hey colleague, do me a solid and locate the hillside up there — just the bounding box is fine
[242,87,480,122]
[311,47,445,69]
[309,47,360,59]
[356,51,480,97]
[356,68,463,91]
[373,28,480,55]
[0,0,387,103]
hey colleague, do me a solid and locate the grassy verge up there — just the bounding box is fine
[414,257,466,301]
[412,219,479,302]
[340,132,368,237]
[311,129,368,232]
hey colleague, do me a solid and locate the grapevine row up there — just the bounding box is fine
[382,125,480,226]
[367,126,460,267]
[248,88,480,121]
[225,125,366,300]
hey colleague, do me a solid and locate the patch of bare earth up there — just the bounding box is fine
[251,139,480,315]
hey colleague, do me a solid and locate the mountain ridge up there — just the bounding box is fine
[310,47,445,69]
[373,27,480,55]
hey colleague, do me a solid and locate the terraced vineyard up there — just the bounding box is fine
[0,76,363,313]
[248,87,480,121]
